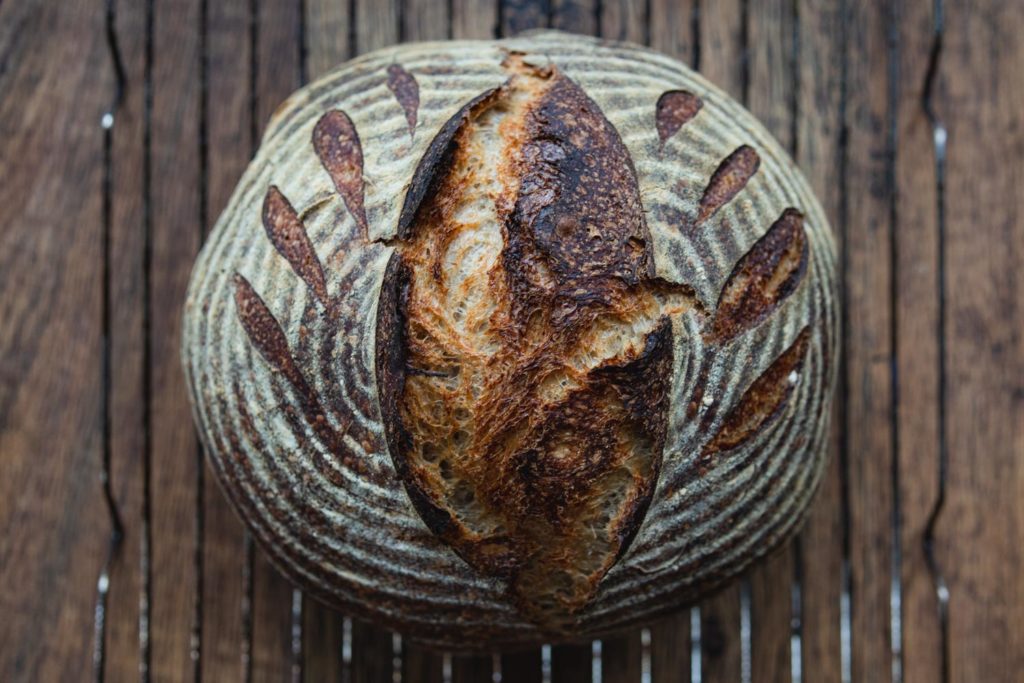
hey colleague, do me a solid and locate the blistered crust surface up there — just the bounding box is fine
[182,32,839,647]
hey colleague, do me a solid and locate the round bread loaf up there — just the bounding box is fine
[182,31,838,648]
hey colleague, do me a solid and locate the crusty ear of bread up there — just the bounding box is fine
[376,57,700,633]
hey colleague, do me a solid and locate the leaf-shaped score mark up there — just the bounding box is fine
[233,273,319,409]
[386,64,419,139]
[656,90,703,149]
[233,274,360,477]
[706,208,808,345]
[702,325,811,457]
[313,110,369,238]
[262,186,328,305]
[697,145,760,225]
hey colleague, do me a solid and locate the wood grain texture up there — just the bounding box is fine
[502,0,549,36]
[699,589,741,683]
[305,0,351,82]
[794,0,844,680]
[12,1,1023,681]
[843,0,895,680]
[202,0,254,679]
[104,0,147,678]
[602,633,641,683]
[451,653,494,683]
[0,1,108,680]
[649,612,690,683]
[551,0,595,35]
[942,0,1024,680]
[599,0,645,43]
[452,0,497,40]
[149,0,203,678]
[746,1,797,680]
[894,0,943,681]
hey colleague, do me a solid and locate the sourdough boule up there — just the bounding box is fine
[182,31,838,648]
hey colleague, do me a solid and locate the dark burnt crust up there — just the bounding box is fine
[375,69,685,628]
[375,251,458,539]
[395,85,504,240]
[706,208,809,345]
[386,63,420,138]
[262,185,329,305]
[598,316,674,557]
[703,324,812,458]
[507,72,655,292]
[697,144,761,225]
[655,90,703,147]
[312,110,369,237]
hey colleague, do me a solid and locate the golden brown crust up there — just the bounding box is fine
[376,61,698,632]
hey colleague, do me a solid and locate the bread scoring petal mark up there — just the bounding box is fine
[655,90,703,150]
[702,325,811,459]
[697,144,761,225]
[262,185,329,305]
[706,208,808,345]
[233,273,359,479]
[386,63,420,139]
[312,110,369,238]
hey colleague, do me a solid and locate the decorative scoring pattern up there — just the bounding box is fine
[182,32,838,647]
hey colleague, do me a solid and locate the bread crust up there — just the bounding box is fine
[182,32,838,648]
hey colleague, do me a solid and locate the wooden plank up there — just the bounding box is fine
[842,0,895,679]
[697,0,744,98]
[794,0,844,680]
[451,653,494,683]
[306,0,351,81]
[551,0,595,35]
[502,647,542,683]
[551,643,592,683]
[352,621,394,683]
[301,1,352,679]
[452,0,498,40]
[650,613,690,683]
[404,0,450,41]
[646,6,695,682]
[942,0,1024,680]
[601,633,641,683]
[0,0,109,679]
[200,0,254,680]
[104,0,148,678]
[402,641,443,683]
[354,0,399,54]
[148,0,203,677]
[599,0,645,43]
[501,0,549,36]
[745,1,797,680]
[893,1,942,681]
[649,0,696,64]
[700,590,741,683]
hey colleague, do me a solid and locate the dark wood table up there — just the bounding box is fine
[3,0,1021,681]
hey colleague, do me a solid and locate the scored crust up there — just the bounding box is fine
[376,57,699,632]
[183,32,839,648]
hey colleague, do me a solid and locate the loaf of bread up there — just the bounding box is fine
[183,31,837,648]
